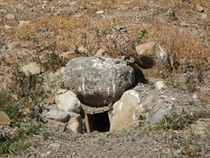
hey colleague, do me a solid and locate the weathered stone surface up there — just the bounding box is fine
[63,57,135,107]
[44,109,70,123]
[135,42,172,78]
[45,120,66,132]
[21,62,41,76]
[147,100,173,123]
[42,67,65,93]
[110,90,141,132]
[66,112,83,133]
[155,81,168,90]
[55,89,81,113]
[138,95,156,115]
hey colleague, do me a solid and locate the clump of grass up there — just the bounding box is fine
[140,110,210,131]
[0,67,47,155]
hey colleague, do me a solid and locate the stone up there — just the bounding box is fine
[6,14,15,20]
[96,10,104,14]
[59,51,77,60]
[199,14,207,20]
[45,120,66,132]
[44,109,70,123]
[63,57,135,107]
[110,90,141,132]
[195,4,204,12]
[4,25,11,29]
[55,89,81,113]
[0,111,11,125]
[155,81,167,90]
[21,62,41,76]
[42,67,65,94]
[77,46,88,55]
[66,113,83,133]
[135,42,172,78]
[147,100,173,123]
[94,49,109,58]
[18,20,30,27]
[138,95,156,115]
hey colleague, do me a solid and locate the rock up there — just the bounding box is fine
[6,13,15,20]
[195,4,204,12]
[199,13,207,20]
[95,10,104,14]
[0,9,7,14]
[135,42,171,78]
[21,62,41,76]
[63,57,135,107]
[138,95,156,115]
[94,49,109,58]
[66,113,83,133]
[0,111,10,125]
[4,25,12,29]
[44,109,70,123]
[155,81,167,90]
[45,120,66,132]
[59,51,77,60]
[55,89,81,113]
[42,67,65,93]
[18,20,30,27]
[147,100,173,123]
[77,46,88,55]
[110,90,141,132]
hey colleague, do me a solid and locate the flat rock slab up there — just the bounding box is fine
[63,57,135,107]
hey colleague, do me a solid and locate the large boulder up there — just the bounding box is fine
[135,42,172,78]
[62,57,135,107]
[110,90,141,132]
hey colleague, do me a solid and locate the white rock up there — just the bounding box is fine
[18,20,30,27]
[21,62,41,76]
[110,90,141,132]
[155,81,167,90]
[95,10,104,14]
[55,89,81,113]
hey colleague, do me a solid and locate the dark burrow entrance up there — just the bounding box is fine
[85,111,110,132]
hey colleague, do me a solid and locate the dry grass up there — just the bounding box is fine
[2,0,210,69]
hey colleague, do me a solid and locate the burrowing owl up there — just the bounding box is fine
[111,25,142,66]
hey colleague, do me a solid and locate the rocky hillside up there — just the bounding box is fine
[0,0,210,157]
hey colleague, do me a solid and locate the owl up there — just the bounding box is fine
[111,25,142,66]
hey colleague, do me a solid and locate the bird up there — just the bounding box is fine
[111,25,143,66]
